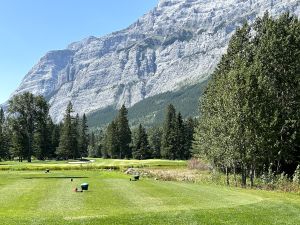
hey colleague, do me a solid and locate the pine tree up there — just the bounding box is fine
[148,127,162,159]
[78,114,89,158]
[116,105,131,158]
[88,132,97,157]
[183,117,195,159]
[56,102,76,159]
[132,124,150,159]
[72,114,80,158]
[97,130,105,158]
[161,104,177,159]
[104,120,119,158]
[49,119,60,158]
[175,112,185,159]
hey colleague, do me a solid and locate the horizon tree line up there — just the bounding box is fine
[90,104,195,160]
[0,93,195,162]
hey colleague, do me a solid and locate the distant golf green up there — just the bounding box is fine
[0,167,300,224]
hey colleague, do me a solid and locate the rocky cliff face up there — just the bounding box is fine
[9,0,300,122]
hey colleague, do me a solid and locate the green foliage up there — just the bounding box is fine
[8,92,51,162]
[161,105,196,160]
[0,108,9,160]
[102,121,119,158]
[293,165,300,184]
[132,124,150,159]
[261,164,276,185]
[88,132,98,157]
[148,127,162,158]
[56,102,79,159]
[103,105,132,159]
[116,105,132,158]
[161,104,177,159]
[193,12,300,186]
[78,114,89,158]
[49,120,60,158]
[33,96,52,160]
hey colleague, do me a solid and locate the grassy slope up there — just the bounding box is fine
[0,169,300,225]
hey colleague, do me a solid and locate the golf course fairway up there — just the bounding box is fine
[0,170,300,225]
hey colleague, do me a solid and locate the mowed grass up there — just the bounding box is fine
[0,170,300,225]
[0,158,186,170]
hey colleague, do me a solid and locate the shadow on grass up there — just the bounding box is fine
[24,176,89,179]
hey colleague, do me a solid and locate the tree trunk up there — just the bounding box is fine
[250,164,254,188]
[225,166,230,186]
[241,166,247,187]
[27,138,32,162]
[233,166,237,187]
[276,160,281,174]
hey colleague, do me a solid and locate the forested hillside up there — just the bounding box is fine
[87,82,207,129]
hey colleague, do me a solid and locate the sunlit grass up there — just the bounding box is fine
[0,170,300,224]
[0,158,186,171]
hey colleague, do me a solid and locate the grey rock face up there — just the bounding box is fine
[9,0,300,122]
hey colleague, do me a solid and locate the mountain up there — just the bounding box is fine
[6,0,300,124]
[87,81,208,129]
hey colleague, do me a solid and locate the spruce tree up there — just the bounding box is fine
[161,104,177,159]
[183,117,195,159]
[78,114,89,158]
[132,124,150,159]
[56,102,76,159]
[88,132,97,157]
[148,127,162,159]
[72,114,80,158]
[175,112,185,159]
[49,119,60,158]
[116,105,131,158]
[107,120,119,158]
[96,130,104,158]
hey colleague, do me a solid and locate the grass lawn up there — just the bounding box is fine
[0,158,186,170]
[0,168,300,224]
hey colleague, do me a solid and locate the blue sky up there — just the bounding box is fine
[0,0,157,104]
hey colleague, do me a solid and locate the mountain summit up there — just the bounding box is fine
[9,0,300,122]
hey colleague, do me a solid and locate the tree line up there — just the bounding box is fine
[193,12,300,186]
[0,94,89,162]
[86,104,195,160]
[0,92,195,162]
